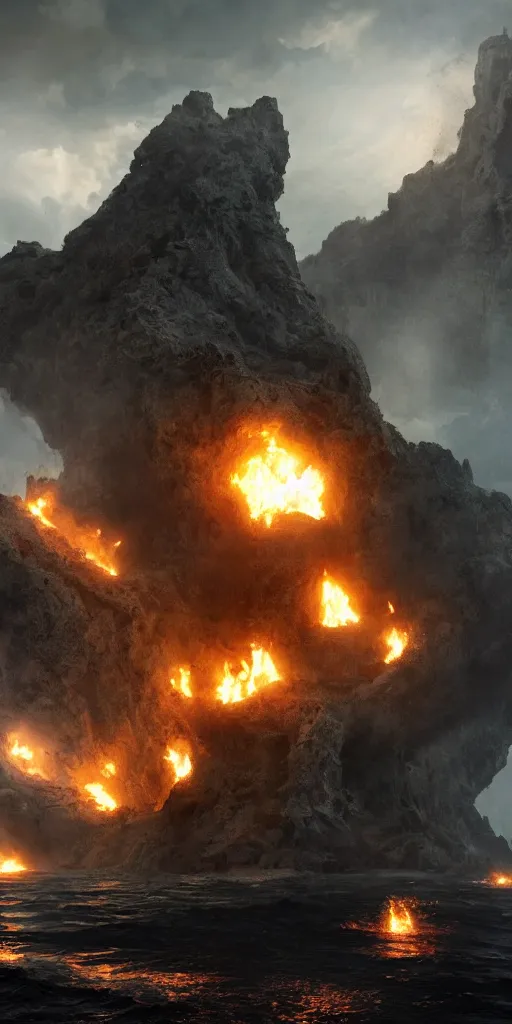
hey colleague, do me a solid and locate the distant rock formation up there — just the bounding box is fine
[1,90,512,873]
[301,34,512,438]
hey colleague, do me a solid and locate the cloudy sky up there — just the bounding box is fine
[1,0,511,262]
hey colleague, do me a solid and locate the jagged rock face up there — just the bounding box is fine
[0,90,512,873]
[300,34,512,418]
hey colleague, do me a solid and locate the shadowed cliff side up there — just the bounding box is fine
[0,91,512,872]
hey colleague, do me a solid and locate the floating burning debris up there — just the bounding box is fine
[320,573,359,628]
[25,492,121,577]
[383,627,409,664]
[231,429,325,527]
[164,743,193,783]
[382,899,417,936]
[84,783,118,813]
[489,872,512,886]
[100,762,116,779]
[0,857,27,875]
[171,666,193,698]
[216,645,281,704]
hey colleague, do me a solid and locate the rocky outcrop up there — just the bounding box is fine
[1,89,512,873]
[300,33,512,435]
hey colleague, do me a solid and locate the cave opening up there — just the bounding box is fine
[0,390,62,498]
[475,749,512,849]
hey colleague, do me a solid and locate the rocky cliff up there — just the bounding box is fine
[300,33,512,481]
[0,90,512,873]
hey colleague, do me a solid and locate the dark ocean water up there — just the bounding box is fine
[1,871,511,1023]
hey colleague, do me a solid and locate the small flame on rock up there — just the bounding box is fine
[25,492,120,577]
[164,746,193,783]
[217,645,281,704]
[100,762,116,779]
[0,857,27,875]
[384,627,409,664]
[171,667,193,699]
[321,573,359,628]
[8,736,46,779]
[382,899,417,936]
[231,430,325,527]
[84,783,117,812]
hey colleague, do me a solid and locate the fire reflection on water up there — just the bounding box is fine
[64,951,222,1001]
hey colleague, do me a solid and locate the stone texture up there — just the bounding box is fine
[0,86,512,873]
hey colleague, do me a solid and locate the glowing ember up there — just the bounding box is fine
[384,627,409,664]
[25,492,120,577]
[0,858,26,875]
[171,667,193,699]
[217,645,281,704]
[100,762,116,779]
[320,573,359,628]
[491,873,512,886]
[383,899,417,936]
[388,601,395,614]
[84,783,117,812]
[231,430,325,527]
[164,747,193,782]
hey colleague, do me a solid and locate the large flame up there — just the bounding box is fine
[231,430,325,527]
[171,667,193,699]
[25,493,120,577]
[383,899,417,936]
[217,645,281,704]
[164,746,193,783]
[490,873,512,886]
[84,783,117,812]
[0,857,27,875]
[383,627,409,664]
[320,573,359,627]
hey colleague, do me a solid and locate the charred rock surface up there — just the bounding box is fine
[0,91,512,872]
[300,34,512,421]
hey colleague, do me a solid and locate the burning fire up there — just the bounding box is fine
[164,745,193,783]
[384,627,409,664]
[320,573,359,628]
[231,430,325,527]
[490,873,512,886]
[100,762,116,779]
[217,645,281,704]
[0,857,26,875]
[7,735,47,779]
[84,783,117,813]
[171,667,193,699]
[25,493,121,577]
[382,899,417,936]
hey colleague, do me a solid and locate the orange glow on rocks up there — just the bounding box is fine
[231,430,325,527]
[216,645,281,704]
[320,573,359,627]
[25,492,120,577]
[171,666,193,698]
[383,627,409,664]
[7,734,47,780]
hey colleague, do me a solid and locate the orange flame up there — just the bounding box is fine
[388,601,395,614]
[25,493,120,577]
[164,746,193,782]
[100,762,116,779]
[171,667,193,699]
[231,431,325,527]
[217,645,281,704]
[382,899,417,936]
[84,783,117,812]
[384,627,409,664]
[8,736,47,779]
[0,857,26,875]
[320,573,359,627]
[490,873,512,886]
